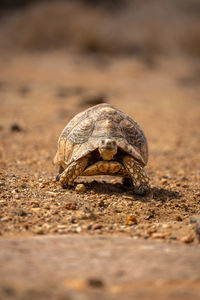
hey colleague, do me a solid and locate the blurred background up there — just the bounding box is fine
[0,0,200,60]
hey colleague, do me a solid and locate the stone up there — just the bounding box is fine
[87,278,104,288]
[181,233,194,244]
[175,215,183,222]
[34,227,44,235]
[151,232,170,239]
[126,215,138,226]
[75,184,86,193]
[10,123,23,132]
[92,224,103,230]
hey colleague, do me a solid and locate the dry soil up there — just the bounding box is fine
[0,52,200,299]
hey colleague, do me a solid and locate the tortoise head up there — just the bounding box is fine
[98,139,117,160]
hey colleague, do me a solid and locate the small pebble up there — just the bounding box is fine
[10,123,23,132]
[76,226,82,233]
[17,209,27,217]
[161,178,168,185]
[22,222,29,229]
[69,217,76,224]
[39,183,45,188]
[175,215,183,222]
[0,180,5,186]
[0,217,10,222]
[194,191,200,197]
[124,196,134,200]
[162,223,172,229]
[57,224,67,229]
[34,227,44,235]
[64,202,77,210]
[151,232,170,239]
[92,224,103,230]
[147,226,157,234]
[98,200,106,207]
[44,204,50,209]
[75,184,86,193]
[181,233,194,244]
[87,278,104,288]
[31,201,40,207]
[126,215,138,226]
[11,189,18,194]
[0,200,7,206]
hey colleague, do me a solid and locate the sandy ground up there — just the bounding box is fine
[0,235,200,300]
[0,52,200,299]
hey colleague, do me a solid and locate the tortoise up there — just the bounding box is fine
[54,103,150,194]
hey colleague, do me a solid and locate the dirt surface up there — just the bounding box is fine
[0,53,200,240]
[0,235,200,300]
[0,52,200,298]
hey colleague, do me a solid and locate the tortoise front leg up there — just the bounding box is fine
[122,155,150,195]
[58,157,89,187]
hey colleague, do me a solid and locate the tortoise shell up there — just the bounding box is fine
[54,103,148,169]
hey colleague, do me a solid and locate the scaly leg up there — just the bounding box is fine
[58,157,89,187]
[122,155,150,195]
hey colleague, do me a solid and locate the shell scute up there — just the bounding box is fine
[67,117,94,144]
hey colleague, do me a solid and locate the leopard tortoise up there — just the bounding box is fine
[54,103,150,194]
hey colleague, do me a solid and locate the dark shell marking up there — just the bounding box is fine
[68,118,94,144]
